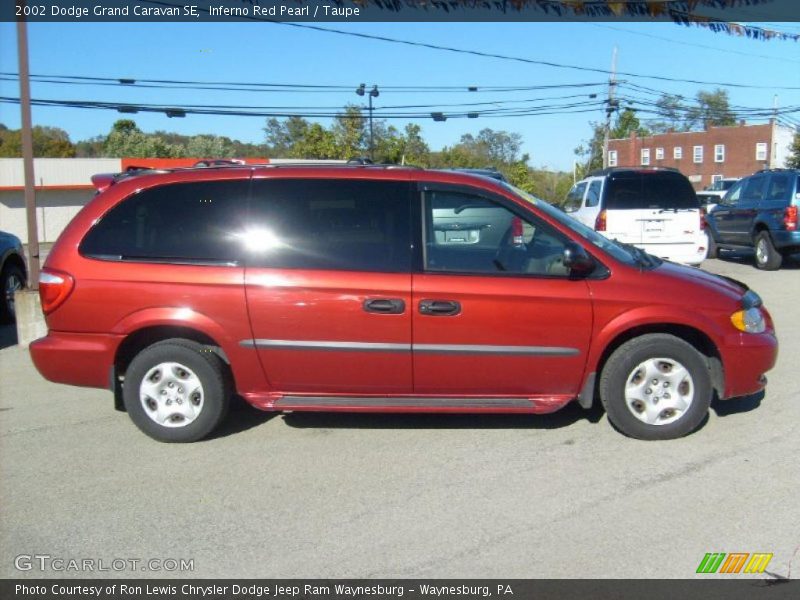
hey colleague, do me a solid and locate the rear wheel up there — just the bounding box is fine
[599,334,712,440]
[754,231,782,270]
[122,339,230,442]
[1,263,25,323]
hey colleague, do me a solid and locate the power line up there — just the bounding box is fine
[0,95,609,120]
[263,21,800,90]
[592,24,800,65]
[0,71,610,94]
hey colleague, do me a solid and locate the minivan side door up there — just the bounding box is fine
[412,185,593,398]
[243,177,414,394]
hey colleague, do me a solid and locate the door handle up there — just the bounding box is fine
[363,298,406,314]
[419,300,461,316]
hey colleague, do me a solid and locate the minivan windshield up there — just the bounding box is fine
[605,172,699,210]
[501,182,648,268]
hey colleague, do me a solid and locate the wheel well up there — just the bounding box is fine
[2,253,27,280]
[112,326,234,412]
[115,326,229,375]
[595,324,724,398]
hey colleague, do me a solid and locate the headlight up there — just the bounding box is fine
[731,307,766,333]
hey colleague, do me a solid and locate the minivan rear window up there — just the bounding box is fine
[605,173,699,210]
[80,180,249,264]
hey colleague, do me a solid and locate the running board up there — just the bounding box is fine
[275,396,535,409]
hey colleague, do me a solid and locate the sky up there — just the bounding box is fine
[0,17,799,171]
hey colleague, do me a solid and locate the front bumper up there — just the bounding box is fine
[719,331,778,399]
[30,331,123,389]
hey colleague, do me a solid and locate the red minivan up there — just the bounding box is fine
[29,165,778,442]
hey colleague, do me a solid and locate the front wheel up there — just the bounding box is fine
[599,334,712,440]
[754,231,782,270]
[122,339,230,442]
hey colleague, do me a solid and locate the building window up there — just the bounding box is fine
[608,150,618,167]
[641,148,650,166]
[693,146,703,163]
[714,144,725,163]
[756,142,768,161]
[712,174,723,184]
[655,147,664,160]
[674,146,683,160]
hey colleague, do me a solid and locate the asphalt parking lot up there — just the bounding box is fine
[1,253,798,580]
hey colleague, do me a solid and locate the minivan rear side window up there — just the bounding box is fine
[605,173,698,210]
[80,180,249,264]
[247,178,411,273]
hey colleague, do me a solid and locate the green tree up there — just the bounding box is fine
[686,88,736,129]
[103,119,181,158]
[184,134,235,158]
[787,131,800,169]
[332,105,367,159]
[292,123,338,159]
[264,116,310,156]
[611,108,650,139]
[573,121,604,176]
[650,94,689,134]
[0,125,76,157]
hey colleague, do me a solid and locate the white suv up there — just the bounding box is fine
[563,168,707,266]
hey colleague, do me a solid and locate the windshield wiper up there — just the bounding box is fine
[613,240,658,268]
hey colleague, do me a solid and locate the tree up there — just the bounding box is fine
[332,105,367,159]
[611,108,650,139]
[573,121,604,176]
[185,134,235,158]
[649,94,688,134]
[787,130,800,169]
[686,88,736,129]
[0,125,76,157]
[264,116,310,156]
[103,119,181,158]
[292,123,338,159]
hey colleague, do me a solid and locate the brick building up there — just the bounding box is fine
[607,121,795,190]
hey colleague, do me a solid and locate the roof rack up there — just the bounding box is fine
[587,166,680,177]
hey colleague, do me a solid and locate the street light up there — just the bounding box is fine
[356,83,379,160]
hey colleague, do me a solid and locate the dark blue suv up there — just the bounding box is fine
[706,169,800,270]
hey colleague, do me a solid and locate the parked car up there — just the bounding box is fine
[564,168,707,266]
[0,230,27,323]
[29,165,777,442]
[697,178,741,212]
[706,168,800,270]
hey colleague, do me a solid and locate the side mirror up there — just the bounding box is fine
[563,242,595,276]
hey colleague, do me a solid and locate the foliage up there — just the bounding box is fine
[787,131,800,169]
[0,125,76,157]
[611,108,650,139]
[686,88,736,129]
[103,120,182,158]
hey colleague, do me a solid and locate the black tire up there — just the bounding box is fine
[1,262,26,324]
[123,338,230,442]
[599,334,712,440]
[705,232,718,260]
[754,231,782,270]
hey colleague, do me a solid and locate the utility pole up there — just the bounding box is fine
[602,46,618,170]
[356,84,379,161]
[17,16,40,289]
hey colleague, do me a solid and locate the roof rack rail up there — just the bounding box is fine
[194,159,246,168]
[587,166,680,177]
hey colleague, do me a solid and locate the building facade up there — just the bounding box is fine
[607,121,795,190]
